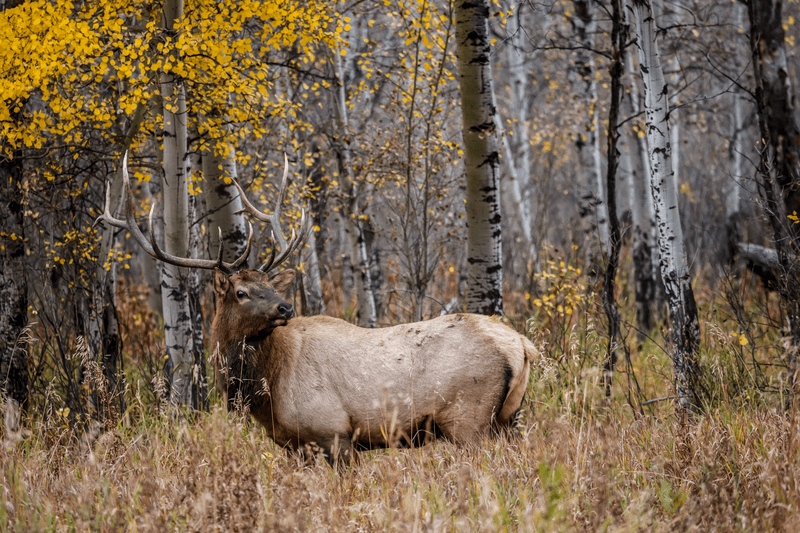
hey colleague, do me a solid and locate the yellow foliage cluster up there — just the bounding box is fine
[0,0,344,273]
[351,0,461,193]
[528,258,586,319]
[0,0,342,158]
[46,226,100,267]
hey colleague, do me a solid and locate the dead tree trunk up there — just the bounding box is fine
[602,0,625,397]
[747,0,800,396]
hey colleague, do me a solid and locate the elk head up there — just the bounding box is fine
[94,151,308,309]
[212,268,297,337]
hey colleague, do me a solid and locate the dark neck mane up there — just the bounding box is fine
[211,316,287,412]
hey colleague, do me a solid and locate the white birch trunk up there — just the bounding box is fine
[499,5,533,249]
[278,74,326,316]
[726,1,746,257]
[627,51,661,281]
[670,111,680,192]
[455,0,503,315]
[331,43,377,327]
[141,178,163,316]
[633,0,701,409]
[303,229,326,316]
[495,110,530,287]
[497,118,531,243]
[654,0,682,194]
[187,184,208,410]
[350,219,376,325]
[727,90,743,220]
[625,49,659,332]
[572,0,608,266]
[160,0,196,407]
[202,144,248,264]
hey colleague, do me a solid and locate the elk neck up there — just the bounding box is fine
[210,312,292,401]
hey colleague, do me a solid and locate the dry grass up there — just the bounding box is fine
[3,272,799,531]
[4,371,800,531]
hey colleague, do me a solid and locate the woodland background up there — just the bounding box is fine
[2,0,800,530]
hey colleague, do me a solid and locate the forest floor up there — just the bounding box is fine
[3,384,799,531]
[2,274,800,531]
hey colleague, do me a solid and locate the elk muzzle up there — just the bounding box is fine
[277,302,294,319]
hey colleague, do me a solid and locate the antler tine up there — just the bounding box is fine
[257,232,278,273]
[120,157,161,259]
[273,152,290,234]
[93,152,135,230]
[216,227,225,266]
[232,154,307,273]
[96,150,254,273]
[258,208,308,274]
[93,180,123,229]
[93,151,158,260]
[147,206,255,271]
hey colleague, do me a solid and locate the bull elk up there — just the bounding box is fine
[95,153,536,463]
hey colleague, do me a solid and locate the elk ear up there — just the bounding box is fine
[270,269,296,295]
[213,267,230,297]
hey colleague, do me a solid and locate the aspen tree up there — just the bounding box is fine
[495,0,543,282]
[0,146,28,431]
[632,0,702,410]
[201,143,249,266]
[158,0,200,408]
[571,0,608,270]
[601,0,625,397]
[653,0,683,195]
[455,0,503,315]
[330,38,378,328]
[726,1,747,259]
[624,12,660,334]
[618,129,659,337]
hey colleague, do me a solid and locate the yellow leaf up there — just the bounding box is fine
[739,334,748,347]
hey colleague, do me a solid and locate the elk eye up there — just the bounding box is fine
[236,290,247,299]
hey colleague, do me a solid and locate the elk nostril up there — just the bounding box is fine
[277,303,294,318]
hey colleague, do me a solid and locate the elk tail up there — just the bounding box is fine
[496,337,536,426]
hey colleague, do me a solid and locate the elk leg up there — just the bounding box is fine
[317,434,355,468]
[491,407,524,439]
[434,415,485,445]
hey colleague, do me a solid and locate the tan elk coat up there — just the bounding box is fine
[210,270,535,459]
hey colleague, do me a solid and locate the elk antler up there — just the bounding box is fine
[93,151,254,275]
[231,153,308,274]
